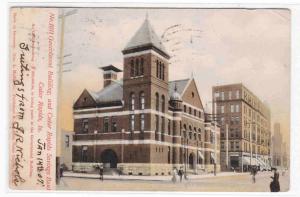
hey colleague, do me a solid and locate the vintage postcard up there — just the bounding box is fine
[9,6,290,192]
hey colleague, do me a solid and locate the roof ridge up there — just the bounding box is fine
[169,78,190,83]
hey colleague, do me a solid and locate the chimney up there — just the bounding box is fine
[99,65,122,88]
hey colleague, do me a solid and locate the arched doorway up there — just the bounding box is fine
[101,149,118,168]
[189,153,195,169]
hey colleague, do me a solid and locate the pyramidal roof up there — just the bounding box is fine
[123,17,169,57]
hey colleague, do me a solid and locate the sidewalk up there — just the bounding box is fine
[62,171,245,181]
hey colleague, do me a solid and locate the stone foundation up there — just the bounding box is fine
[71,162,219,175]
[72,162,101,173]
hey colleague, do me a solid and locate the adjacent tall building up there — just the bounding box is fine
[71,17,220,175]
[271,122,289,168]
[212,84,271,172]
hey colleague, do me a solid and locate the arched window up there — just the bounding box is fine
[156,60,159,78]
[140,91,145,110]
[162,63,165,80]
[155,92,159,111]
[159,62,162,79]
[130,59,134,77]
[161,95,165,112]
[135,59,139,76]
[130,92,135,110]
[140,58,144,76]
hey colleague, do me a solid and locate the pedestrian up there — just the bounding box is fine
[178,167,183,182]
[270,168,280,192]
[99,165,104,181]
[214,163,217,176]
[252,167,257,183]
[171,167,177,183]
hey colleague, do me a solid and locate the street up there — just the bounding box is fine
[57,171,289,192]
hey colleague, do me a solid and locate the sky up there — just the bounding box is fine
[60,8,290,145]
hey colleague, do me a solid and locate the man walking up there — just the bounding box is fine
[99,165,104,181]
[178,167,183,182]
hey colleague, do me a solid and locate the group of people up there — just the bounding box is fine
[172,167,186,183]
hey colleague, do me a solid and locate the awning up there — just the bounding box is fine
[242,156,250,165]
[257,158,266,167]
[198,150,204,159]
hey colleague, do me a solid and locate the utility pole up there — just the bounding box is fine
[225,124,229,170]
[56,8,77,185]
[250,122,252,167]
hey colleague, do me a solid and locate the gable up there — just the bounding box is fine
[73,89,97,109]
[182,79,204,109]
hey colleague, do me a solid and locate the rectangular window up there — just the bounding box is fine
[130,115,135,131]
[236,90,240,99]
[111,116,117,132]
[214,92,220,99]
[65,135,70,148]
[155,115,159,132]
[231,105,234,113]
[140,114,145,131]
[221,142,225,149]
[230,141,234,150]
[221,106,225,113]
[221,92,225,100]
[228,91,232,99]
[235,104,240,112]
[81,146,88,162]
[161,117,165,133]
[104,117,109,132]
[235,116,240,124]
[235,142,240,149]
[82,119,88,133]
[168,119,171,135]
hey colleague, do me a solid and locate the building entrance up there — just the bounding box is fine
[101,149,118,168]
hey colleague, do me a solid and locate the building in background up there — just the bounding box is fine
[71,17,220,175]
[213,83,271,172]
[61,130,74,170]
[271,122,289,168]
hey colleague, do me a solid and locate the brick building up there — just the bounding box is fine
[212,84,271,172]
[71,17,220,175]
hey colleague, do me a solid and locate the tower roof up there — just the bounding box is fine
[99,65,122,72]
[122,17,169,58]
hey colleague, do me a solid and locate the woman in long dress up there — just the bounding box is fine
[172,167,178,183]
